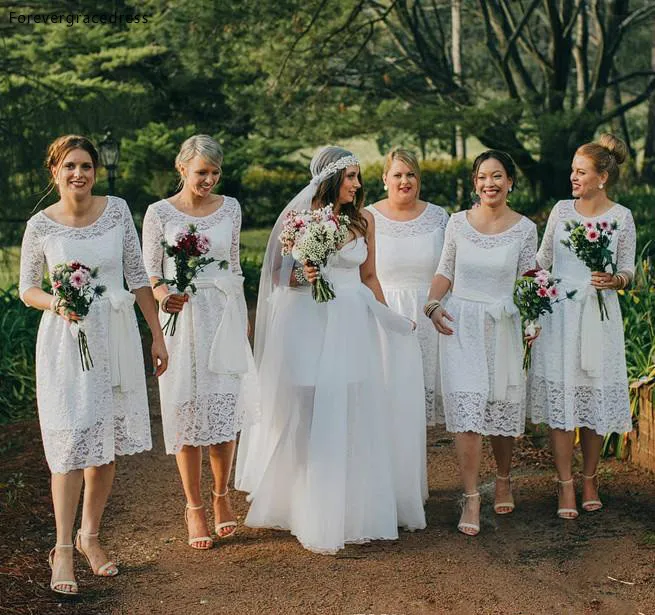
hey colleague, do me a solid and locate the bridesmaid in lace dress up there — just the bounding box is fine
[426,151,538,536]
[142,135,258,550]
[19,135,167,595]
[366,147,448,520]
[528,134,636,519]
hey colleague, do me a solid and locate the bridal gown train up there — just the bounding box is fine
[237,236,426,553]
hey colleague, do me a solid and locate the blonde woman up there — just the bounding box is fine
[142,135,258,549]
[19,135,166,594]
[528,134,636,518]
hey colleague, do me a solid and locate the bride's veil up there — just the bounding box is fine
[253,146,360,366]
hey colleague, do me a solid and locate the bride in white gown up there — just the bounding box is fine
[236,147,426,554]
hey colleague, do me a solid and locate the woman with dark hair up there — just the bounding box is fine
[528,134,636,519]
[236,146,425,554]
[19,135,167,594]
[426,150,538,536]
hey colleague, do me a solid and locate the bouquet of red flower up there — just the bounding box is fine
[51,261,106,370]
[155,224,227,335]
[561,219,618,320]
[513,269,576,370]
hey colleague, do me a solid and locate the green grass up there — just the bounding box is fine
[240,228,270,262]
[0,247,20,290]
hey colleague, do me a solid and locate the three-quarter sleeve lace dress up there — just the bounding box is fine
[19,196,152,474]
[437,211,537,437]
[528,200,636,435]
[142,197,259,454]
[367,203,449,425]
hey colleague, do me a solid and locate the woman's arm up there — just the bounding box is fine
[359,209,386,304]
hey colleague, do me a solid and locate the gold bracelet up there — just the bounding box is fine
[423,300,441,318]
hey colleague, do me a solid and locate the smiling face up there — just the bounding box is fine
[52,148,95,199]
[474,157,513,208]
[181,155,221,198]
[570,154,607,199]
[384,158,419,205]
[336,165,361,206]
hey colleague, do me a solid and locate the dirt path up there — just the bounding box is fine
[2,379,655,615]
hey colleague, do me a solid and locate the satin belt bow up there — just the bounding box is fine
[453,290,522,402]
[106,289,139,392]
[195,274,249,375]
[570,284,603,379]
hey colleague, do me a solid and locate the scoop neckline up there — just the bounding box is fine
[162,196,227,218]
[39,196,112,229]
[463,210,525,236]
[370,202,431,223]
[570,199,619,220]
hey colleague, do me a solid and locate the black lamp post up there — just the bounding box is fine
[99,129,120,195]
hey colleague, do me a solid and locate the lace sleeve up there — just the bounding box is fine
[229,198,243,276]
[436,217,456,281]
[142,205,164,280]
[536,203,559,270]
[18,220,45,302]
[616,208,636,279]
[517,221,538,276]
[119,199,150,290]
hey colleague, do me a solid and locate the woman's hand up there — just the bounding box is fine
[524,326,541,347]
[151,335,168,377]
[430,307,455,335]
[53,300,79,322]
[590,271,617,290]
[162,293,188,314]
[303,263,319,284]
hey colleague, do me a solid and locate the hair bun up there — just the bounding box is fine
[598,133,627,165]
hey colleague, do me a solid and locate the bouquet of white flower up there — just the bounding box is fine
[279,204,350,303]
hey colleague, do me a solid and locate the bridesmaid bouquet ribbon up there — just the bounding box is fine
[279,204,351,303]
[575,285,604,379]
[195,274,249,375]
[560,218,618,321]
[513,269,577,371]
[107,289,140,391]
[51,260,106,371]
[155,223,227,335]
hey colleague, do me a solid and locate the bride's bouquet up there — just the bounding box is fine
[279,204,350,303]
[560,219,618,320]
[51,261,106,370]
[155,224,227,335]
[514,269,576,370]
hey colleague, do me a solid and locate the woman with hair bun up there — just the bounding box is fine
[528,134,636,519]
[426,150,538,536]
[143,135,258,550]
[19,135,167,594]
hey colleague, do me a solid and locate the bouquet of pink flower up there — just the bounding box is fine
[155,223,227,335]
[561,219,618,320]
[279,204,351,303]
[513,269,576,370]
[51,261,106,370]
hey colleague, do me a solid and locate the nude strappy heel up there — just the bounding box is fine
[493,474,515,515]
[75,530,118,576]
[457,492,481,536]
[581,473,603,512]
[556,478,579,520]
[48,544,78,595]
[212,488,237,538]
[184,504,214,549]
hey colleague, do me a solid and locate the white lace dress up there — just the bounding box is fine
[19,197,152,474]
[142,197,259,454]
[367,203,449,426]
[528,200,636,435]
[240,237,426,553]
[437,211,537,436]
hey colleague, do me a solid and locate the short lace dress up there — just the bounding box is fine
[19,196,152,474]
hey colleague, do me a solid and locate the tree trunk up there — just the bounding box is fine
[643,19,655,182]
[451,0,465,160]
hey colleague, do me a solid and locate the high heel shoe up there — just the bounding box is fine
[581,473,603,512]
[556,478,579,520]
[184,504,214,549]
[457,492,481,536]
[493,474,515,515]
[212,489,237,539]
[48,544,78,595]
[75,530,118,576]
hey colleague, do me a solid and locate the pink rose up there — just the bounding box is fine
[547,286,559,298]
[537,287,549,298]
[585,229,600,242]
[196,235,210,254]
